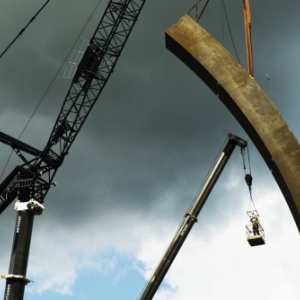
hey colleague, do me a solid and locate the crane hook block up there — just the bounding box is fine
[245,174,252,187]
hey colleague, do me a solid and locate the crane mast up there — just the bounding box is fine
[139,134,247,300]
[0,1,146,299]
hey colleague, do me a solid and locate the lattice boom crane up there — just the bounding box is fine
[0,1,146,299]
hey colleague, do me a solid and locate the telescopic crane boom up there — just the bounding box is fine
[139,134,247,300]
[0,1,146,299]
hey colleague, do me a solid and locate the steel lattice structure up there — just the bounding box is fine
[0,0,146,213]
[0,1,147,299]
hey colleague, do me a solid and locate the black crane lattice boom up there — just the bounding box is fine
[1,1,147,298]
[0,0,146,213]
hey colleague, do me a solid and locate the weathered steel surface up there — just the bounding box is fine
[165,14,300,231]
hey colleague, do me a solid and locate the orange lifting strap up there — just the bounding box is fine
[243,0,254,76]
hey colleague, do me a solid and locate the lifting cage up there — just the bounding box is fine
[246,210,265,246]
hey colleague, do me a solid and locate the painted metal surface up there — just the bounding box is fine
[165,14,300,231]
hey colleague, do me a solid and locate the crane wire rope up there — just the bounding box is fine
[187,0,211,22]
[219,0,225,39]
[187,0,202,16]
[220,0,241,63]
[241,145,257,213]
[188,0,240,63]
[0,0,51,60]
[0,0,103,182]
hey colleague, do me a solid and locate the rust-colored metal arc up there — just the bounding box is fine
[165,14,300,231]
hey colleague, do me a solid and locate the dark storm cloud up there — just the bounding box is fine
[0,0,284,222]
[1,1,300,298]
[0,0,300,275]
[0,0,102,115]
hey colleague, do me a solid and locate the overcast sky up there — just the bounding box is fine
[0,0,300,299]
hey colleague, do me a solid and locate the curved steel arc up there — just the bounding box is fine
[165,14,300,231]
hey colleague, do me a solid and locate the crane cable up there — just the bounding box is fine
[197,0,211,22]
[240,146,257,213]
[0,0,51,60]
[220,0,241,63]
[0,0,103,182]
[187,0,211,22]
[187,0,240,64]
[187,0,202,16]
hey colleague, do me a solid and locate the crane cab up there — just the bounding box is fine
[246,210,265,246]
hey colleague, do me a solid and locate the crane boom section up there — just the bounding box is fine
[0,0,146,213]
[47,0,146,159]
[139,134,247,299]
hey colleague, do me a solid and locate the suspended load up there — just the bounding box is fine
[241,145,265,247]
[246,209,265,246]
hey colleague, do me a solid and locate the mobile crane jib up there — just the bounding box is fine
[139,133,247,300]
